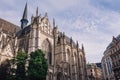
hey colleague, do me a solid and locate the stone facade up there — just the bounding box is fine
[0,18,19,64]
[87,63,103,80]
[109,36,120,80]
[0,3,87,80]
[101,35,120,80]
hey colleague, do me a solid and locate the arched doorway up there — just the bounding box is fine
[41,39,52,65]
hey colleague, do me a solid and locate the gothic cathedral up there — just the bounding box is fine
[0,3,87,80]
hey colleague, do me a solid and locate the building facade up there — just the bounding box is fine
[109,36,120,80]
[87,63,103,80]
[0,3,87,80]
[102,35,120,80]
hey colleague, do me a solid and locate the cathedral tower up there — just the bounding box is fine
[21,3,28,29]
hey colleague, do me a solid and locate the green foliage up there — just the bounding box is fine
[0,59,11,80]
[1,49,48,80]
[15,50,27,80]
[28,49,48,80]
[7,50,27,80]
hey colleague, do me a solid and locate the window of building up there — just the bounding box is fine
[41,39,52,65]
[66,49,70,62]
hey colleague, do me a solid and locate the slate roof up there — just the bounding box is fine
[0,18,20,33]
[16,25,30,37]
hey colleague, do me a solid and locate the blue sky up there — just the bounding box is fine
[0,0,120,63]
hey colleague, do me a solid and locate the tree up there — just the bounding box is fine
[0,59,11,80]
[15,50,27,80]
[7,50,27,80]
[28,49,48,80]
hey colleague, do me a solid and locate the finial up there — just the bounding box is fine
[45,12,48,17]
[82,44,84,51]
[36,7,39,17]
[76,41,79,47]
[63,32,65,38]
[113,36,115,39]
[53,18,55,27]
[70,37,73,43]
[112,36,118,42]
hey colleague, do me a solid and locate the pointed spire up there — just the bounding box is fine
[112,36,118,43]
[70,37,73,43]
[53,18,55,27]
[63,32,65,38]
[21,2,28,29]
[45,12,48,17]
[113,36,117,40]
[82,44,84,49]
[82,44,84,52]
[22,2,28,20]
[36,7,39,17]
[76,41,79,48]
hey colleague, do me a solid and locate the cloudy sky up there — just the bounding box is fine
[0,0,120,63]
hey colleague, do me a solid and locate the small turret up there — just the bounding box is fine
[36,7,39,17]
[45,12,48,18]
[21,3,28,29]
[62,32,66,44]
[53,18,55,28]
[31,14,34,23]
[82,44,85,55]
[70,37,73,43]
[82,44,84,51]
[112,36,118,43]
[76,41,79,48]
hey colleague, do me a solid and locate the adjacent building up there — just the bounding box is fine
[0,3,87,80]
[87,63,103,80]
[102,35,120,80]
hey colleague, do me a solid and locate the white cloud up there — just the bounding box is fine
[0,0,120,63]
[53,0,120,62]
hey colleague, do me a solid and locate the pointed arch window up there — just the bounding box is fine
[66,49,70,62]
[41,39,52,65]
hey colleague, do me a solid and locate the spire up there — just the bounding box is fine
[22,3,28,20]
[45,12,48,17]
[63,32,65,38]
[112,36,118,43]
[70,37,73,43]
[82,44,85,53]
[53,18,55,27]
[82,44,84,50]
[76,41,79,48]
[36,7,39,17]
[21,2,28,29]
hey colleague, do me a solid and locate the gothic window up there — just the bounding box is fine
[80,55,83,73]
[66,49,70,62]
[41,39,52,65]
[74,52,77,64]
